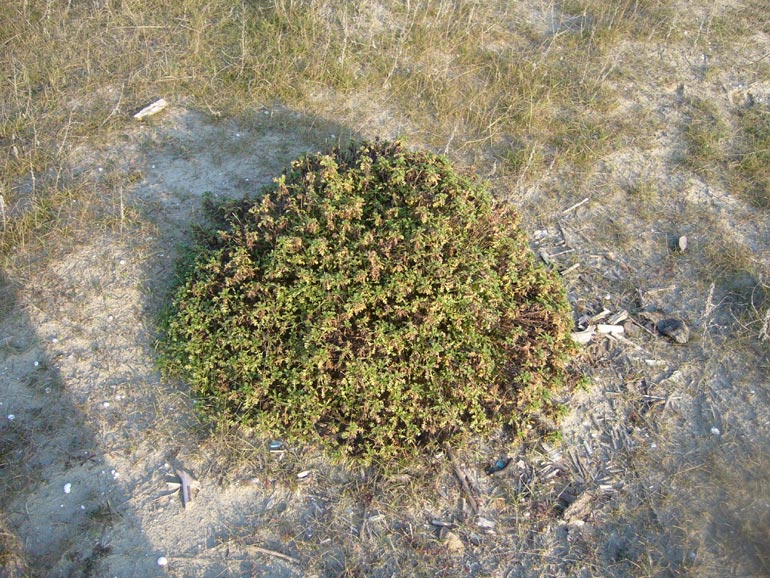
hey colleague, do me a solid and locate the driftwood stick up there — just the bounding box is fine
[246,545,300,564]
[175,469,196,509]
[562,197,589,214]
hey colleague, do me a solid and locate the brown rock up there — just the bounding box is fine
[443,531,465,556]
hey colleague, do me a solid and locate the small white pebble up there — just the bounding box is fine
[157,556,168,566]
[710,427,721,436]
[98,167,103,172]
[119,259,126,266]
[64,483,72,494]
[650,443,657,449]
[51,337,58,343]
[7,414,15,421]
[103,402,110,408]
[34,361,39,367]
[80,505,85,510]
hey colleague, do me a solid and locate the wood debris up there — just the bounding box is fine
[134,98,168,119]
[173,469,199,509]
[562,197,589,214]
[447,448,479,516]
[571,323,624,344]
[244,545,300,564]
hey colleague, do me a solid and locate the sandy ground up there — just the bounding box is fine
[2,6,770,576]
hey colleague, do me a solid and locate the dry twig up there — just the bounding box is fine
[447,448,479,516]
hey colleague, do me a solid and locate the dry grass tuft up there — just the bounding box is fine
[0,514,29,578]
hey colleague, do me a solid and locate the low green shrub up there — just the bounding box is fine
[158,141,576,461]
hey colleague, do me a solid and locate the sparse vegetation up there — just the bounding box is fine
[732,104,770,209]
[681,97,729,177]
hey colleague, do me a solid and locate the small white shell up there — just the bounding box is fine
[64,483,72,494]
[157,556,168,566]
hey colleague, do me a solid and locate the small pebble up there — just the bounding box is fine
[7,414,15,421]
[103,402,110,408]
[64,483,72,494]
[157,556,168,566]
[710,427,721,436]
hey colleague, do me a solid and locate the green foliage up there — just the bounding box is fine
[158,141,576,461]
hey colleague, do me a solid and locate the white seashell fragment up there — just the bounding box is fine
[64,483,72,494]
[157,556,168,566]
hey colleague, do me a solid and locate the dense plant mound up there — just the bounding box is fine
[159,141,576,461]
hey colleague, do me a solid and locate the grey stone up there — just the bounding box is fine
[656,318,689,344]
